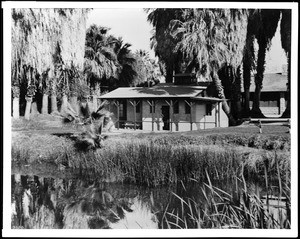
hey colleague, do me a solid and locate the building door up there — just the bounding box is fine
[119,100,127,128]
[161,105,170,130]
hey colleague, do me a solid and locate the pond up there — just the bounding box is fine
[11,172,289,229]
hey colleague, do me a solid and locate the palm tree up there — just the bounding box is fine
[133,50,162,87]
[251,9,281,118]
[84,25,120,96]
[11,8,89,119]
[112,37,137,87]
[280,9,291,118]
[242,9,257,118]
[219,9,248,122]
[40,69,51,114]
[171,9,248,125]
[146,8,184,83]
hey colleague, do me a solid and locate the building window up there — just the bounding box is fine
[185,101,191,114]
[150,102,156,113]
[206,103,212,116]
[136,101,141,113]
[173,101,179,114]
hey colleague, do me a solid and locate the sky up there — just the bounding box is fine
[264,21,288,73]
[86,8,287,73]
[86,8,155,58]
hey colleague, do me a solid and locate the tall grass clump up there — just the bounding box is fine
[151,133,290,151]
[12,132,290,187]
[71,138,243,187]
[159,170,291,229]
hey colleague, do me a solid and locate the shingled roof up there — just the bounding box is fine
[99,84,207,99]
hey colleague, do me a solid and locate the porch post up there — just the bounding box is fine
[215,103,218,127]
[170,100,173,132]
[164,99,172,131]
[151,100,154,131]
[146,100,154,131]
[218,102,221,127]
[133,100,137,130]
[113,100,120,130]
[190,102,194,131]
[184,100,194,131]
[279,92,285,115]
[129,100,138,130]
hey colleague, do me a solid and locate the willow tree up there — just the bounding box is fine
[11,8,89,119]
[171,9,248,125]
[280,9,291,118]
[251,9,281,118]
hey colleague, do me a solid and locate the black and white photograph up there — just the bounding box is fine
[2,1,298,237]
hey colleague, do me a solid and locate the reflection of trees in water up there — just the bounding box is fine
[11,174,152,229]
[14,174,226,229]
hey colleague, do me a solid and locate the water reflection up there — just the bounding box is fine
[11,174,288,229]
[11,174,163,229]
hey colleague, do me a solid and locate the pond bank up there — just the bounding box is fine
[11,124,290,187]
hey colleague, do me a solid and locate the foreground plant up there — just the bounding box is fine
[160,170,290,229]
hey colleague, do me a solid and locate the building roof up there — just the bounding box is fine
[192,96,225,102]
[243,73,288,92]
[99,84,207,99]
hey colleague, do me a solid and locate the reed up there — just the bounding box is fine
[159,169,291,229]
[12,133,290,188]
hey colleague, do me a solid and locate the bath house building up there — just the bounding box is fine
[242,72,288,117]
[99,79,228,132]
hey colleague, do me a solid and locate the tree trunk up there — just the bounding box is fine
[12,97,20,119]
[212,70,236,126]
[233,66,243,121]
[165,64,174,83]
[92,95,98,112]
[24,97,32,120]
[50,94,58,114]
[12,86,20,119]
[60,94,68,116]
[242,28,256,118]
[42,94,48,114]
[70,95,79,115]
[30,101,39,118]
[251,40,267,118]
[281,51,290,118]
[243,62,251,118]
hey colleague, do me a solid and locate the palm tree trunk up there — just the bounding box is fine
[42,94,48,114]
[166,64,174,83]
[233,66,242,121]
[212,71,236,126]
[12,97,20,119]
[60,94,68,115]
[12,86,20,119]
[50,94,58,114]
[281,51,290,118]
[243,54,251,118]
[92,95,98,112]
[30,101,39,117]
[24,96,32,120]
[70,94,78,115]
[251,40,267,118]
